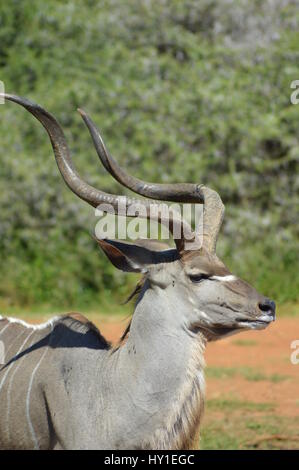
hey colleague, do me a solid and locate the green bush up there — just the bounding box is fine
[0,0,298,310]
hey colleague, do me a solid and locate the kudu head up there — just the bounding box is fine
[2,94,275,340]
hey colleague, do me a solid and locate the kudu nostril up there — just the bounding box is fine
[259,299,276,318]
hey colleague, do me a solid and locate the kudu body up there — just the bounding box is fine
[0,94,275,449]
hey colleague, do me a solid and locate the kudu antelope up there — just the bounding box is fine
[0,94,275,450]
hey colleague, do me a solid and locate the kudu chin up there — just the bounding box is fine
[0,94,275,450]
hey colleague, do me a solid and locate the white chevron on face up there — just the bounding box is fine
[210,275,236,282]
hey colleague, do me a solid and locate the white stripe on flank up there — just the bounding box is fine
[5,330,36,443]
[26,324,53,450]
[4,329,27,359]
[0,323,11,337]
[0,341,5,363]
[1,316,59,331]
[210,275,236,282]
[0,330,35,394]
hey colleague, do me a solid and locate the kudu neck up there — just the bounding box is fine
[115,280,206,449]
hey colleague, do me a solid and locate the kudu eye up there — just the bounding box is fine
[189,273,210,284]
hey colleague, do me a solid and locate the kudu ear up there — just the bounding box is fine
[96,238,179,273]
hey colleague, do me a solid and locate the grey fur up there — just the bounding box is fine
[0,248,275,450]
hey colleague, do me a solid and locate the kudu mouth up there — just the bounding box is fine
[217,276,276,332]
[193,312,274,341]
[235,316,273,330]
[237,300,276,330]
[190,295,276,340]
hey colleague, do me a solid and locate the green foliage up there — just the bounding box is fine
[0,0,298,309]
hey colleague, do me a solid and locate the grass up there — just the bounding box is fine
[232,339,257,347]
[0,298,132,320]
[205,367,237,379]
[277,302,299,318]
[240,368,267,381]
[201,416,299,450]
[268,373,290,383]
[201,401,299,450]
[206,366,290,383]
[207,398,275,413]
